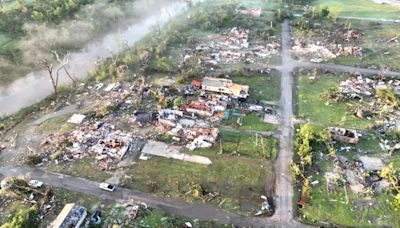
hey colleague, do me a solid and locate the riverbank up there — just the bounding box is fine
[0,0,199,116]
[0,0,191,86]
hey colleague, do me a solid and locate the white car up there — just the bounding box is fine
[28,180,44,188]
[249,105,263,112]
[99,183,115,192]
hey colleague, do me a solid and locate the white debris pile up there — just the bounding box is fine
[292,41,336,61]
[41,120,134,170]
[339,76,400,98]
[195,27,280,66]
[292,40,364,61]
[339,76,376,97]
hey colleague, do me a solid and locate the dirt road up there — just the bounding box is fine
[298,62,400,77]
[0,165,273,227]
[294,13,400,23]
[269,20,296,226]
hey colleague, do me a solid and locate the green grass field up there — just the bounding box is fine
[46,157,113,182]
[122,132,277,215]
[45,130,277,216]
[297,72,373,129]
[232,72,281,102]
[314,0,400,19]
[223,113,278,132]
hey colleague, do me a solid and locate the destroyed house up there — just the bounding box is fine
[51,203,87,228]
[134,111,157,126]
[202,77,249,99]
[328,127,359,144]
[186,100,214,117]
[358,156,385,172]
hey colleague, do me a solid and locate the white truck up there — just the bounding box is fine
[99,183,115,192]
[28,180,44,188]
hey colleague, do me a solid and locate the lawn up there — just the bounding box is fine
[314,0,400,19]
[231,71,281,102]
[297,72,373,129]
[36,115,74,134]
[223,113,278,132]
[46,157,113,182]
[121,131,277,215]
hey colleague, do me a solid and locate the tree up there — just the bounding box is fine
[40,58,58,95]
[53,51,76,84]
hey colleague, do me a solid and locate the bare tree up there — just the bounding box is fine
[40,59,59,95]
[52,51,76,84]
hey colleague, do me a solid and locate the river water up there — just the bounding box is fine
[0,0,200,117]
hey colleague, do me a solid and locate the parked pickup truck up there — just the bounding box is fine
[29,180,44,188]
[99,183,115,192]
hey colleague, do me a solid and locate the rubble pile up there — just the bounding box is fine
[156,107,220,150]
[339,76,376,98]
[292,40,364,62]
[340,29,364,41]
[339,76,400,99]
[150,77,250,150]
[84,81,144,112]
[292,42,336,61]
[195,27,280,66]
[334,154,389,193]
[41,120,134,170]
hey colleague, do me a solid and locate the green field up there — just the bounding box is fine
[121,132,277,215]
[223,113,277,132]
[331,21,400,71]
[297,72,373,129]
[46,157,113,182]
[314,0,400,19]
[232,72,281,102]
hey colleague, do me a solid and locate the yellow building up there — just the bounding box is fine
[202,77,249,99]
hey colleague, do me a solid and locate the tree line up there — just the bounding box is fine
[0,0,93,36]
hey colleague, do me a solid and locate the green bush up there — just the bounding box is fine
[1,206,38,228]
[25,155,42,166]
